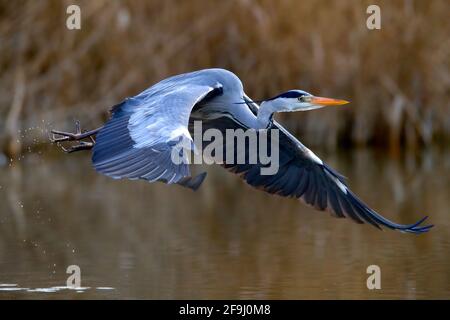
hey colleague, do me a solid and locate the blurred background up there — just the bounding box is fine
[1,0,449,154]
[0,0,449,299]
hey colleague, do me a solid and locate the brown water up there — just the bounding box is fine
[0,147,449,299]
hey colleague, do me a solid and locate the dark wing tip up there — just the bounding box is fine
[374,213,433,234]
[395,216,434,234]
[345,190,433,234]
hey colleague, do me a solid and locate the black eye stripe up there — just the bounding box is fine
[267,91,305,100]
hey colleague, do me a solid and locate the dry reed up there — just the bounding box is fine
[0,0,449,156]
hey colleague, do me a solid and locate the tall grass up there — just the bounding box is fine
[0,0,449,156]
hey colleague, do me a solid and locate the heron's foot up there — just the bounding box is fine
[50,120,100,153]
[51,120,84,142]
[58,140,95,153]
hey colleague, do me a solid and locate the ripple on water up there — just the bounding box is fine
[0,284,29,291]
[0,284,114,293]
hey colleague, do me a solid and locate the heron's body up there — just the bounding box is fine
[52,68,432,234]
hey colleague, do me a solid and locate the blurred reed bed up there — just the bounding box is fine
[0,0,449,157]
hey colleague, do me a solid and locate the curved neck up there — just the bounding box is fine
[255,101,277,129]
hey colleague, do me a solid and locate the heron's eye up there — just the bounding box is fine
[298,96,304,102]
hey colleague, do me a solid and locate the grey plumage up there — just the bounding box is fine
[89,68,432,234]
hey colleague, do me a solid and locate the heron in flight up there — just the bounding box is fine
[51,68,432,234]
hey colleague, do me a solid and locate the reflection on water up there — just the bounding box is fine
[0,147,449,299]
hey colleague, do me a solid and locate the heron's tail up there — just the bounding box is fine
[177,172,207,191]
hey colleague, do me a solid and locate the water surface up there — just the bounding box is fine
[0,147,449,299]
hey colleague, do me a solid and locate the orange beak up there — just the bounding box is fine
[310,96,350,106]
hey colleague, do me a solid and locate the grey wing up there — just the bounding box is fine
[92,76,223,185]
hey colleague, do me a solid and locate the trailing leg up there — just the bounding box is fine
[50,120,103,153]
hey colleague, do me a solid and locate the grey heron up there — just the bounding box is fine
[51,68,432,234]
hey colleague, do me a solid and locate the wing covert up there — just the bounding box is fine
[92,72,223,185]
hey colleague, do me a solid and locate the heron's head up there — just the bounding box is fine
[263,90,349,112]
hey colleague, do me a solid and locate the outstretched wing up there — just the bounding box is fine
[92,73,223,186]
[199,99,432,234]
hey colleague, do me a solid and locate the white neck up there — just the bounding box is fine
[255,100,279,129]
